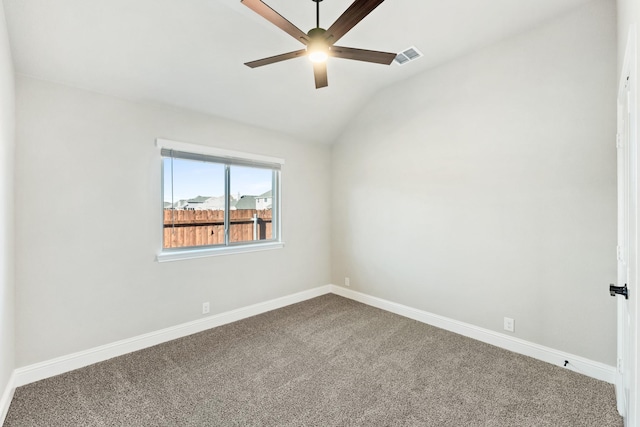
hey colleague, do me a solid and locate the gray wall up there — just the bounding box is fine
[14,76,331,366]
[331,0,618,364]
[9,0,619,370]
[0,1,15,402]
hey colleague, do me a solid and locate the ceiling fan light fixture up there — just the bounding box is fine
[308,46,329,63]
[307,27,329,63]
[308,51,328,63]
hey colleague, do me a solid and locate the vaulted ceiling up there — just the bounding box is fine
[3,0,595,143]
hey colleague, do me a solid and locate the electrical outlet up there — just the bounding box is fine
[202,302,210,315]
[503,317,514,332]
[345,277,350,287]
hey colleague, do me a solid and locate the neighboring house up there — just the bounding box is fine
[234,195,257,210]
[182,195,208,210]
[233,192,272,210]
[256,190,272,210]
[169,199,190,210]
[167,195,239,210]
[198,195,226,210]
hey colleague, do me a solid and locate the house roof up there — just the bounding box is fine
[231,193,273,210]
[187,196,209,203]
[235,196,257,210]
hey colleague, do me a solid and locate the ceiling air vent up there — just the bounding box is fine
[394,47,423,65]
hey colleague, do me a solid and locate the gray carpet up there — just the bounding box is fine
[4,294,623,426]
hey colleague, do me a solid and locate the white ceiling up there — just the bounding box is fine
[3,0,594,144]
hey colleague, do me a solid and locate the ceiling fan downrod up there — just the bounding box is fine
[312,0,322,29]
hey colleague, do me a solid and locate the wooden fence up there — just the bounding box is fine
[163,209,273,248]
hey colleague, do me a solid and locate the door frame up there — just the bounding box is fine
[616,25,638,427]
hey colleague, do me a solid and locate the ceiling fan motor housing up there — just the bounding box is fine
[307,27,327,39]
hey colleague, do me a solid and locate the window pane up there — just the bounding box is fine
[229,165,274,243]
[163,157,225,249]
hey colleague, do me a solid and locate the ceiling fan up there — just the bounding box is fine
[241,0,396,89]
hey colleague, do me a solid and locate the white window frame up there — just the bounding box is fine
[156,138,284,262]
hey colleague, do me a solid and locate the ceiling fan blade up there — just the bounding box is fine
[331,46,396,65]
[241,0,310,45]
[324,0,385,45]
[313,62,328,89]
[245,49,307,68]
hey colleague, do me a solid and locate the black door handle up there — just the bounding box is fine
[610,284,629,299]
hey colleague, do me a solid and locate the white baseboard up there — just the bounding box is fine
[329,285,616,384]
[7,282,614,402]
[0,371,16,426]
[13,285,332,388]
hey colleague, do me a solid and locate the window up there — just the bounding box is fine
[156,139,283,262]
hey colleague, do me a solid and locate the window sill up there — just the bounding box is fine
[156,241,284,263]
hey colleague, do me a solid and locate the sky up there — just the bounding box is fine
[163,158,273,203]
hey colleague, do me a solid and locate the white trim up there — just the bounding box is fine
[157,241,284,262]
[616,25,638,427]
[12,285,331,387]
[329,285,617,384]
[155,138,285,165]
[0,371,16,425]
[8,284,614,395]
